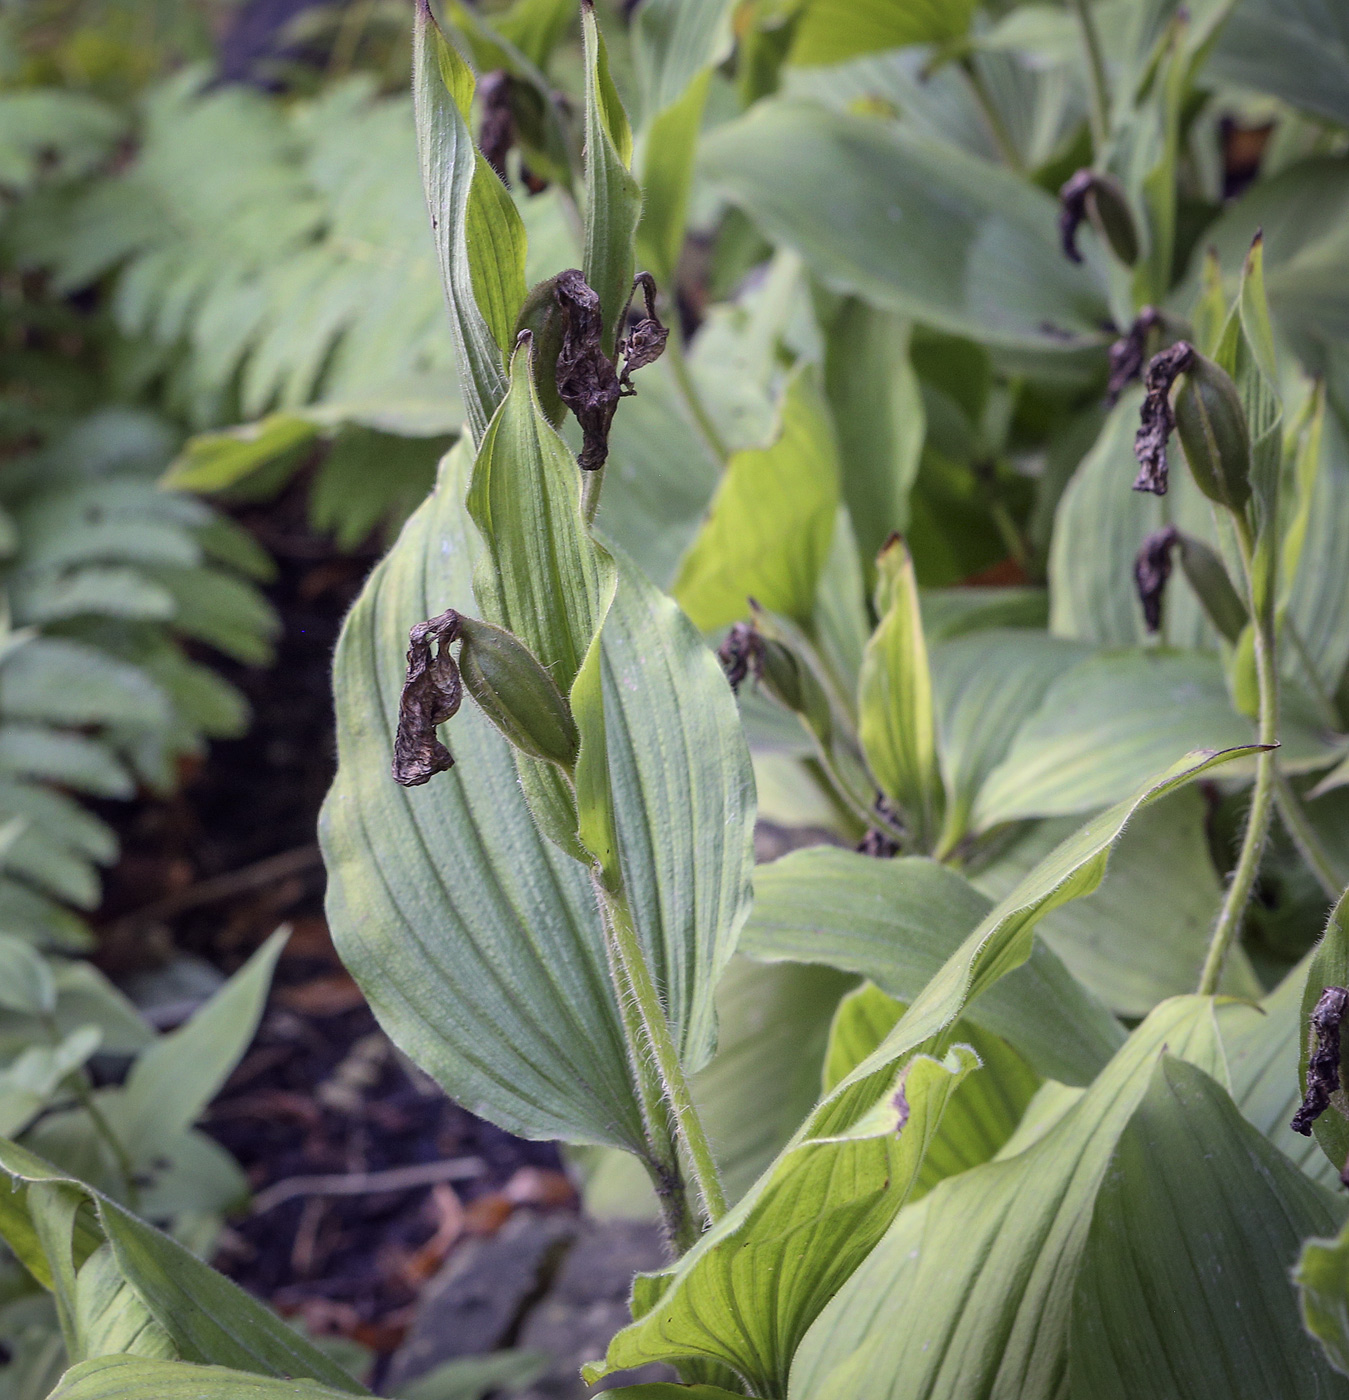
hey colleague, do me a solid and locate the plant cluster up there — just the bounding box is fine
[4,0,1349,1398]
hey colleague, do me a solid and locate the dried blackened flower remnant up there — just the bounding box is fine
[1134,525,1178,633]
[717,621,764,692]
[1058,169,1095,264]
[1133,341,1194,495]
[1107,306,1161,406]
[553,269,621,471]
[1291,985,1349,1140]
[392,609,463,786]
[617,272,669,392]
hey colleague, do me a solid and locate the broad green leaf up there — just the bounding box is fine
[631,0,737,120]
[413,2,510,442]
[702,101,1110,351]
[593,1387,746,1400]
[0,1030,101,1139]
[112,929,285,1164]
[1195,156,1349,371]
[824,982,1040,1198]
[0,935,54,1016]
[72,1245,175,1363]
[1299,887,1349,1182]
[48,1355,357,1399]
[673,367,839,632]
[1212,0,1349,130]
[322,437,753,1143]
[789,0,979,65]
[788,997,1230,1400]
[1069,1057,1348,1399]
[1221,952,1342,1190]
[635,71,708,286]
[744,848,1124,1085]
[397,1349,550,1400]
[586,761,1234,1394]
[975,789,1256,1019]
[161,415,317,494]
[820,299,925,568]
[972,650,1335,829]
[0,1141,364,1393]
[695,958,854,1205]
[930,630,1090,853]
[1298,1215,1349,1378]
[581,1,641,353]
[858,536,940,847]
[584,1042,979,1395]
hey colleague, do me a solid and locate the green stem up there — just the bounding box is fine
[1198,516,1278,995]
[1069,0,1111,153]
[959,59,1024,173]
[665,328,729,465]
[597,879,728,1225]
[581,465,605,525]
[1274,768,1345,901]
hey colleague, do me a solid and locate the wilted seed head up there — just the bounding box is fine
[553,269,621,471]
[1132,341,1194,495]
[1291,985,1349,1142]
[1134,526,1178,633]
[717,621,764,692]
[1058,169,1139,267]
[478,71,515,185]
[617,272,669,393]
[392,609,463,786]
[1106,306,1161,405]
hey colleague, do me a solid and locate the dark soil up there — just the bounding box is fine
[91,478,574,1369]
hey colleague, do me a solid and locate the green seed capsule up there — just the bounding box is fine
[457,617,580,770]
[1175,533,1248,644]
[1085,174,1139,268]
[1174,351,1252,512]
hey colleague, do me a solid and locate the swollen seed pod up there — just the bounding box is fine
[1174,352,1252,512]
[1084,173,1139,268]
[456,617,581,770]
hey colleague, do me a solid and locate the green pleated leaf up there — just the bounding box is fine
[631,0,736,120]
[975,789,1257,1019]
[413,0,512,441]
[972,650,1335,829]
[930,630,1090,853]
[673,366,839,632]
[48,1355,358,1399]
[0,1141,365,1393]
[742,848,1124,1086]
[820,299,925,568]
[321,436,753,1143]
[695,958,854,1206]
[788,997,1230,1400]
[587,757,1239,1392]
[788,0,979,65]
[1069,1057,1348,1399]
[1221,952,1341,1190]
[1298,1215,1349,1377]
[581,1,641,353]
[702,100,1109,351]
[858,535,940,847]
[635,70,708,287]
[584,1041,979,1396]
[824,982,1040,1198]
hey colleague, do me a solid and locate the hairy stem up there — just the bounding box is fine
[1069,0,1111,153]
[1274,768,1345,902]
[597,880,728,1226]
[1198,516,1278,995]
[665,327,729,465]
